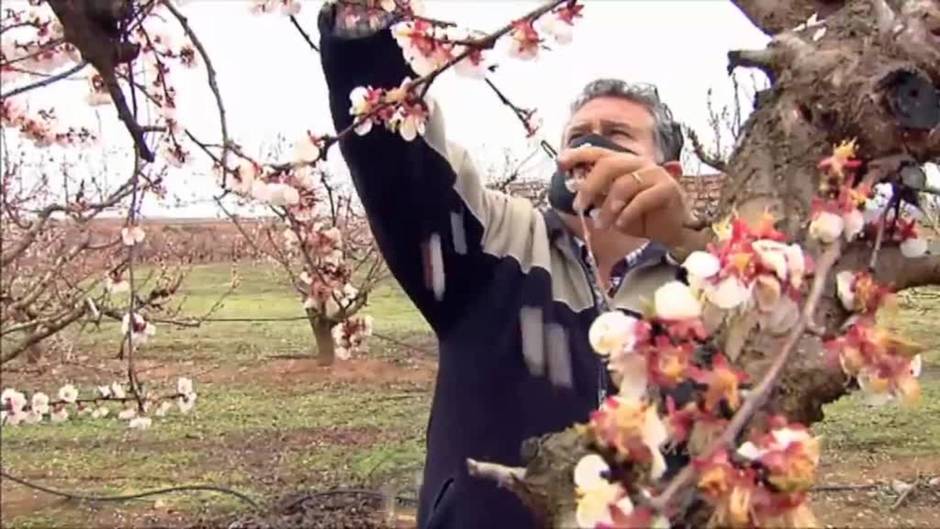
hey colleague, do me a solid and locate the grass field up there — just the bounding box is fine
[1,264,939,528]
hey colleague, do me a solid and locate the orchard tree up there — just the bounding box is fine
[3,0,940,526]
[220,157,385,366]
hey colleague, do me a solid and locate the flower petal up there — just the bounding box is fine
[573,454,610,491]
[842,209,864,241]
[682,251,721,280]
[900,237,927,258]
[835,271,855,311]
[705,276,750,310]
[588,311,638,356]
[809,211,844,243]
[654,281,702,320]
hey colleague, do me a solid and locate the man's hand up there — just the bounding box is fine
[557,145,690,248]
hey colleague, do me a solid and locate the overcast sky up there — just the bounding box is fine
[4,1,936,218]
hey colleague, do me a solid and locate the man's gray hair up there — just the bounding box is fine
[569,79,684,163]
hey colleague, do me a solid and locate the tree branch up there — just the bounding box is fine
[163,0,230,180]
[685,126,727,171]
[0,61,88,99]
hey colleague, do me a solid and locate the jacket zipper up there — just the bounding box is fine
[568,238,609,407]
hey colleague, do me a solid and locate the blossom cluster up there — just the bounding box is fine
[1,99,96,148]
[331,314,374,360]
[696,418,820,528]
[807,141,927,256]
[347,1,584,142]
[681,215,808,319]
[825,321,923,406]
[348,80,430,141]
[228,133,323,207]
[1,378,197,430]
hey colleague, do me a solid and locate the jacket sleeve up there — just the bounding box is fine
[317,5,536,334]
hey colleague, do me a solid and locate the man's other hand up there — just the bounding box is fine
[557,145,689,248]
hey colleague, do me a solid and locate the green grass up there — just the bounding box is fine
[76,263,430,363]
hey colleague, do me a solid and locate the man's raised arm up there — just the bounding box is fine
[318,3,527,333]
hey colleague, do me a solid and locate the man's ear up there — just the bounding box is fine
[662,161,683,179]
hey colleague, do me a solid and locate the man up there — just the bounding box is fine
[318,3,707,528]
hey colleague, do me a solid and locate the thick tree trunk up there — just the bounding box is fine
[310,315,336,366]
[720,0,940,424]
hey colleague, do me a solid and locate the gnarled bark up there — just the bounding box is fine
[723,0,940,424]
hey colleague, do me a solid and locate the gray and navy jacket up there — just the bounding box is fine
[318,7,679,528]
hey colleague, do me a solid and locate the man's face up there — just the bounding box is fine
[562,96,661,163]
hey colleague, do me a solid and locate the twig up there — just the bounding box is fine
[891,478,918,511]
[124,157,145,413]
[466,459,526,488]
[812,483,881,493]
[684,125,727,172]
[869,207,888,270]
[648,241,843,513]
[372,331,435,356]
[289,14,319,52]
[0,61,88,99]
[163,0,230,183]
[0,468,261,511]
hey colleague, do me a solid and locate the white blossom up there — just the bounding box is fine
[121,226,146,246]
[92,406,110,419]
[536,15,573,44]
[293,133,321,164]
[654,281,702,320]
[177,394,196,414]
[31,393,50,415]
[50,407,69,423]
[57,384,78,404]
[900,237,927,258]
[573,454,609,491]
[266,183,300,206]
[155,401,173,417]
[24,409,43,424]
[2,389,27,414]
[110,382,126,399]
[843,209,865,241]
[121,313,156,345]
[682,251,721,290]
[588,311,638,356]
[117,407,137,420]
[2,410,25,426]
[751,240,789,281]
[128,416,152,430]
[705,276,751,310]
[784,243,806,290]
[835,271,855,311]
[808,211,844,243]
[177,377,194,396]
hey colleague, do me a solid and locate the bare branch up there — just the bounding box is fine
[162,0,230,181]
[289,14,319,52]
[684,126,727,172]
[0,61,88,99]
